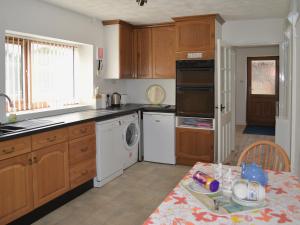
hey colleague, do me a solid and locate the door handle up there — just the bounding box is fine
[2,147,15,154]
[216,104,225,112]
[220,104,225,112]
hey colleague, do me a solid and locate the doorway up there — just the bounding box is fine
[223,45,279,165]
[246,56,279,127]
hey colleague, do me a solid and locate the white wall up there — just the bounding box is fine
[125,79,175,105]
[0,0,118,122]
[234,46,279,125]
[290,0,300,176]
[223,19,285,46]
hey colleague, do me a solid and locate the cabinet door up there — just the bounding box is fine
[134,28,152,78]
[152,26,176,79]
[176,128,214,165]
[32,142,69,207]
[175,16,215,59]
[0,154,33,225]
[120,23,134,78]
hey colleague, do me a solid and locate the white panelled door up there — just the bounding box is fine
[216,39,235,163]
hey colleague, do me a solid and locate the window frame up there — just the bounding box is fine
[5,35,77,113]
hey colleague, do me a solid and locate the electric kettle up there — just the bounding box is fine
[111,92,121,107]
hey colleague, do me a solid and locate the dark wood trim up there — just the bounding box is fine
[103,14,225,28]
[102,19,133,27]
[172,14,225,24]
[134,22,175,29]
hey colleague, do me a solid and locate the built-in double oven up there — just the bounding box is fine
[176,60,215,118]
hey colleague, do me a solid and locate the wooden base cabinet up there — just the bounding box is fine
[0,122,96,224]
[32,142,69,207]
[69,135,96,189]
[0,154,33,225]
[176,127,214,166]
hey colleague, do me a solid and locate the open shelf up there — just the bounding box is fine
[176,116,215,130]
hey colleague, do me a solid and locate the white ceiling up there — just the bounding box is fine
[41,0,290,25]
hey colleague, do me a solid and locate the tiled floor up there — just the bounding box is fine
[225,125,275,165]
[33,162,191,225]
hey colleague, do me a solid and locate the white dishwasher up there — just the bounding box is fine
[143,112,175,164]
[94,117,124,187]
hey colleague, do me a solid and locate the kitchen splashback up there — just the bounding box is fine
[125,79,175,105]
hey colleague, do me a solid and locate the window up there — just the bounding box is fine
[5,34,79,112]
[251,60,277,95]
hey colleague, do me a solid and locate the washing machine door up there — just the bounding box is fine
[123,122,140,150]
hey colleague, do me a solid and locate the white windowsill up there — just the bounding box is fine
[7,104,93,122]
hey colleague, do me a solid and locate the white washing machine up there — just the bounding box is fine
[122,113,140,169]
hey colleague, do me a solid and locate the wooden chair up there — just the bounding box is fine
[237,140,290,172]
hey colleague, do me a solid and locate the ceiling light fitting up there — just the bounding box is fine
[136,0,147,6]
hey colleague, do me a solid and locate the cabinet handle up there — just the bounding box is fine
[81,170,88,176]
[47,136,57,142]
[80,128,87,133]
[155,120,160,122]
[33,156,38,163]
[80,147,88,153]
[2,147,15,154]
[28,158,33,165]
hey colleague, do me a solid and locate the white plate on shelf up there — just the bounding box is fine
[146,84,166,104]
[186,180,221,195]
[231,194,266,207]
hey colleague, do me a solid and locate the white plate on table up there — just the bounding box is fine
[186,180,221,195]
[232,194,266,207]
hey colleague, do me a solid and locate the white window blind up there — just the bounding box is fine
[5,34,78,112]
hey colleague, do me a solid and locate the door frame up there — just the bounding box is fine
[246,56,279,126]
[216,39,235,163]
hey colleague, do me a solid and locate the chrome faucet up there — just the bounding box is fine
[0,93,14,108]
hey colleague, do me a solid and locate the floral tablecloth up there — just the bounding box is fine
[144,162,300,225]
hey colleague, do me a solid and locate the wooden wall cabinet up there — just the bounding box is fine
[176,127,214,165]
[102,20,134,79]
[0,154,33,225]
[173,14,224,60]
[133,28,153,78]
[103,20,176,79]
[119,23,134,78]
[152,25,176,78]
[133,25,176,79]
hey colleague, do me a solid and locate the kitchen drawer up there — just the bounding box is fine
[69,158,96,189]
[32,128,68,150]
[68,122,95,140]
[0,137,31,161]
[69,135,96,166]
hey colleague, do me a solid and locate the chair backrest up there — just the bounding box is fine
[237,140,290,172]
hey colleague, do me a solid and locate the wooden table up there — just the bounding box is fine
[144,162,300,225]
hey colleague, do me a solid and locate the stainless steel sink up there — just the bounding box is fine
[0,119,64,136]
[0,125,25,131]
[0,125,25,135]
[0,129,13,135]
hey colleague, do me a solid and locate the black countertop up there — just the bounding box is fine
[0,104,175,142]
